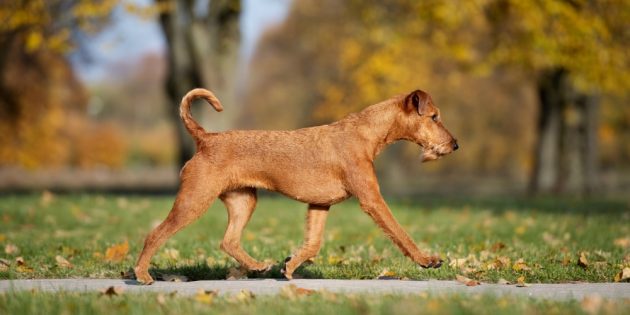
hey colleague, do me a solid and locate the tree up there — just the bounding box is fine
[415,0,630,195]
[156,0,241,166]
[0,0,122,168]
[247,0,629,195]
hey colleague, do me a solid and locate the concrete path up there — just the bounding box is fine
[1,279,629,300]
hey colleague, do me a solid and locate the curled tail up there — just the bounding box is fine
[179,88,223,139]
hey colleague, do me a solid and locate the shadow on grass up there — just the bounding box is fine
[146,263,324,282]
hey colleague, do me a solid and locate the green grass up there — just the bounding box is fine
[1,290,629,315]
[0,194,628,283]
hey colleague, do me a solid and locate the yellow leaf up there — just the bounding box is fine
[194,289,217,304]
[497,278,511,285]
[55,255,72,268]
[512,259,530,271]
[15,257,33,273]
[161,248,180,261]
[455,274,480,286]
[490,242,506,252]
[26,31,43,52]
[613,267,630,282]
[105,241,129,262]
[40,190,54,206]
[449,258,467,268]
[0,258,9,271]
[156,293,166,305]
[235,289,255,302]
[516,276,530,287]
[4,244,18,255]
[613,237,630,249]
[578,252,589,269]
[327,255,344,265]
[377,268,399,280]
[581,295,603,315]
[281,284,315,300]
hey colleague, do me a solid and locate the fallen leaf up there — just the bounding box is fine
[490,242,506,252]
[449,258,468,269]
[581,295,603,315]
[613,237,630,249]
[456,274,480,286]
[376,268,399,280]
[542,232,561,247]
[101,286,124,296]
[40,190,54,206]
[613,267,630,282]
[194,289,217,305]
[0,258,9,271]
[512,259,530,271]
[493,256,511,269]
[159,274,189,282]
[0,234,5,242]
[497,278,511,285]
[578,252,589,269]
[516,276,530,287]
[327,255,344,265]
[156,293,167,305]
[235,289,255,302]
[226,267,248,280]
[104,241,129,262]
[55,255,73,268]
[4,244,18,255]
[14,256,33,273]
[162,248,180,261]
[281,284,315,299]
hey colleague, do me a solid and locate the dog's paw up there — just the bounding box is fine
[281,256,294,280]
[134,267,155,285]
[251,262,274,274]
[280,267,294,280]
[418,256,444,269]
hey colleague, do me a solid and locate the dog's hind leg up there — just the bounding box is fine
[220,188,271,272]
[282,204,329,279]
[134,162,219,285]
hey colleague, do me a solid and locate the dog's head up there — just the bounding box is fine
[398,90,458,162]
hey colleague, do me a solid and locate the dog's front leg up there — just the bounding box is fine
[348,167,443,268]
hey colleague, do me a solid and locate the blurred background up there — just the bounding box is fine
[0,0,629,197]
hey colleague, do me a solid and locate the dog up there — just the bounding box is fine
[134,88,458,284]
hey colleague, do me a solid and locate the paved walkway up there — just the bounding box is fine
[1,279,629,300]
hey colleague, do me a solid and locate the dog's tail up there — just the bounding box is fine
[179,88,223,139]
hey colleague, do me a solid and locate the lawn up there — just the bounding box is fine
[2,290,629,315]
[1,193,628,283]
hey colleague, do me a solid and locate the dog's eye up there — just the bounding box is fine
[431,114,438,122]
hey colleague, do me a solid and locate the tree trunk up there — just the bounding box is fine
[577,93,600,195]
[529,68,567,194]
[529,68,600,196]
[157,0,241,167]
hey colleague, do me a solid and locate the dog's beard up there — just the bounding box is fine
[420,148,439,162]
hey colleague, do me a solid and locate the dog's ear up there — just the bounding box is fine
[404,90,431,115]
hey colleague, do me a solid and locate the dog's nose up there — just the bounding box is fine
[452,141,459,151]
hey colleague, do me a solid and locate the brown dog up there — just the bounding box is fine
[134,88,458,284]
